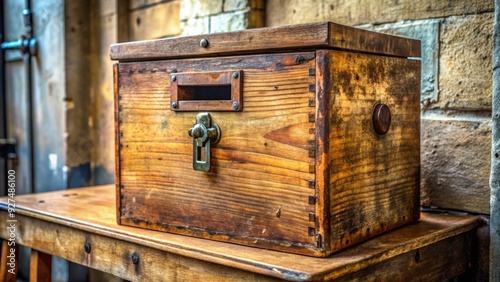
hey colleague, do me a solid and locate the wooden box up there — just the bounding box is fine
[111,22,421,257]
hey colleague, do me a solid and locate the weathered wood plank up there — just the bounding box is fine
[128,0,180,41]
[110,22,420,61]
[10,214,280,282]
[91,1,119,185]
[30,250,52,282]
[117,52,318,254]
[129,0,169,10]
[0,186,482,281]
[334,231,474,281]
[326,50,421,251]
[0,240,17,282]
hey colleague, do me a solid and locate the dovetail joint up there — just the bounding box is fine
[309,164,315,173]
[308,227,315,236]
[308,98,316,107]
[316,233,323,248]
[309,68,316,76]
[308,180,315,188]
[308,84,316,92]
[308,148,315,158]
[308,212,315,222]
[309,128,315,134]
[308,195,316,205]
[308,113,315,122]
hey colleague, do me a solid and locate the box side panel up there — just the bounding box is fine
[313,50,333,255]
[118,52,320,255]
[328,51,421,252]
[114,63,122,225]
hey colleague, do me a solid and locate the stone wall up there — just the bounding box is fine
[180,0,264,35]
[490,0,500,279]
[267,0,494,215]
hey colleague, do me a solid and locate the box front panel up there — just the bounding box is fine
[327,50,421,251]
[117,52,319,253]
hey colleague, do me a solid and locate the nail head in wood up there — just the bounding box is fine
[132,252,140,264]
[84,241,91,254]
[200,39,209,48]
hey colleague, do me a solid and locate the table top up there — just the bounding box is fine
[0,185,481,281]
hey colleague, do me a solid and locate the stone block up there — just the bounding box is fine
[437,13,494,110]
[224,0,248,12]
[265,0,494,27]
[421,117,491,214]
[180,0,223,20]
[180,17,209,36]
[210,12,247,33]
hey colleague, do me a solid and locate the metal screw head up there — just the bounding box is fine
[84,242,91,254]
[200,39,208,48]
[131,252,140,265]
[171,102,178,109]
[232,72,239,79]
[171,75,176,82]
[372,103,391,135]
[232,102,239,110]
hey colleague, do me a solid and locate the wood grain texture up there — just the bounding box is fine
[0,186,483,281]
[110,22,420,61]
[128,0,180,41]
[0,240,17,282]
[30,250,52,282]
[314,50,332,252]
[114,63,122,225]
[115,46,422,255]
[325,50,421,252]
[334,231,474,281]
[116,52,318,254]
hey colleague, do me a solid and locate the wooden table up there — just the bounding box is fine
[0,185,482,281]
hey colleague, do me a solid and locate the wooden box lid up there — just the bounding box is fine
[110,22,421,62]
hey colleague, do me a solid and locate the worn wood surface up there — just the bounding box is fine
[0,240,17,282]
[29,250,52,282]
[90,0,122,184]
[115,45,421,255]
[65,0,92,175]
[325,51,421,251]
[128,0,180,41]
[0,186,482,281]
[129,0,169,10]
[110,22,420,61]
[116,52,318,255]
[335,231,474,281]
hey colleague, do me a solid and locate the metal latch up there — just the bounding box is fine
[1,9,37,56]
[0,139,17,160]
[187,113,221,172]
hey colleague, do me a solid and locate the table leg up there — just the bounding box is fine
[0,240,18,282]
[30,249,52,282]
